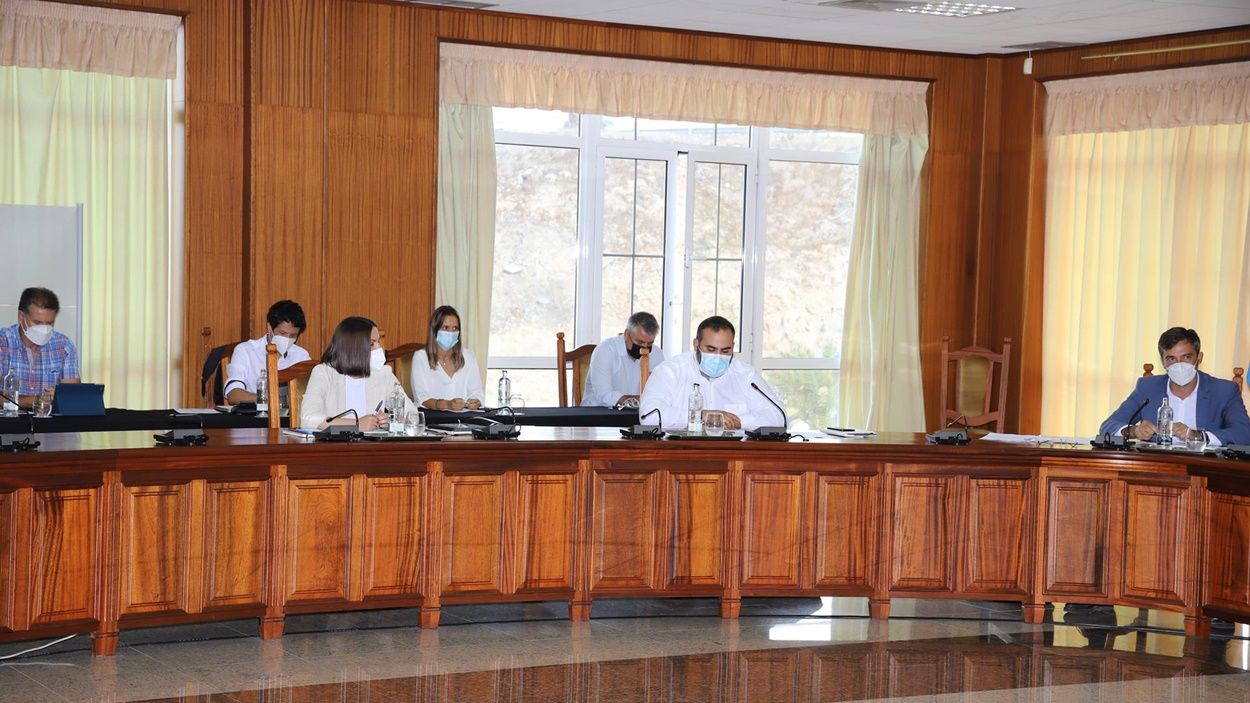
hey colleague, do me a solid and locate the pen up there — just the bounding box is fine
[374,400,384,413]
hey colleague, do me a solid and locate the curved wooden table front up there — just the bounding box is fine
[2,428,1247,655]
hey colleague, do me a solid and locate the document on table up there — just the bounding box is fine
[982,432,1091,445]
[822,428,876,439]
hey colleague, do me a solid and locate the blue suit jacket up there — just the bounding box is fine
[1098,371,1250,445]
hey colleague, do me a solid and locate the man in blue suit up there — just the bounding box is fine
[1099,327,1250,446]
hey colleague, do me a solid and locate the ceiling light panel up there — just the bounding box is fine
[896,2,1018,17]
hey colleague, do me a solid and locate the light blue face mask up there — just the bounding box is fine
[436,330,460,350]
[698,351,731,378]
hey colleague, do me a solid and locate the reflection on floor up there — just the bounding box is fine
[2,598,1249,702]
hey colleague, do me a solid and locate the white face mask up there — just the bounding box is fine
[271,333,294,355]
[23,321,53,347]
[1166,361,1197,386]
[370,346,386,371]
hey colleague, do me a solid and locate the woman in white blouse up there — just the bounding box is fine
[410,305,486,410]
[300,316,417,430]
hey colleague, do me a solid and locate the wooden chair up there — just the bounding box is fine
[272,359,318,430]
[386,343,427,398]
[1143,363,1155,377]
[199,338,246,407]
[640,346,651,395]
[938,336,1012,432]
[1235,367,1245,392]
[556,332,596,407]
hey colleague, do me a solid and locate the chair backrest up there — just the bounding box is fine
[1234,367,1245,392]
[556,332,596,407]
[274,359,319,430]
[1143,363,1155,377]
[640,346,651,396]
[200,339,246,407]
[938,336,1012,432]
[386,343,427,398]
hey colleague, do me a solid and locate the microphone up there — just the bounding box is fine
[745,382,791,441]
[928,413,971,445]
[314,409,363,441]
[1,413,39,452]
[621,407,664,439]
[1091,397,1149,451]
[154,414,209,446]
[473,406,521,439]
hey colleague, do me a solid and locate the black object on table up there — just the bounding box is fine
[0,408,280,434]
[423,406,637,428]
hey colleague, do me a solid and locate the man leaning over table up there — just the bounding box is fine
[1098,326,1250,446]
[0,286,80,408]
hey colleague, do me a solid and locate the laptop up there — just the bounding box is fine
[50,383,106,416]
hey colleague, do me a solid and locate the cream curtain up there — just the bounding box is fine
[1041,62,1250,436]
[838,133,929,432]
[440,43,929,136]
[436,102,496,385]
[0,65,172,408]
[0,0,179,79]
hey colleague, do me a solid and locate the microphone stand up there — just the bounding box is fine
[314,409,363,442]
[1091,398,1149,451]
[622,408,664,439]
[745,383,791,441]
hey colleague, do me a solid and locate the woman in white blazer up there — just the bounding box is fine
[410,305,486,410]
[300,316,417,430]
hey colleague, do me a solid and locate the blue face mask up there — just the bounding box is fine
[698,351,731,378]
[436,330,460,350]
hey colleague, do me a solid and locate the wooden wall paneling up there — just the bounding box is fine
[960,650,1028,694]
[360,475,424,600]
[889,472,955,591]
[666,471,726,589]
[811,646,875,701]
[514,472,576,593]
[29,488,98,626]
[812,473,877,590]
[285,477,351,602]
[739,471,803,589]
[1204,489,1250,612]
[1038,650,1108,691]
[963,477,1031,595]
[119,482,191,616]
[1120,479,1191,606]
[570,459,592,620]
[589,470,658,592]
[663,651,728,703]
[582,658,662,703]
[1043,477,1110,598]
[441,473,505,595]
[734,648,804,703]
[0,491,12,632]
[203,480,268,609]
[886,647,953,698]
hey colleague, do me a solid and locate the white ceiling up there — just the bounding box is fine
[472,0,1250,55]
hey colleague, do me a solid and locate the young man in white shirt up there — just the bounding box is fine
[582,311,665,408]
[639,315,785,431]
[223,300,312,404]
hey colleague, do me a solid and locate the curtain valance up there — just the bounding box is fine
[0,0,180,79]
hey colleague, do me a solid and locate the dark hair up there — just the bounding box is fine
[627,311,660,336]
[322,316,376,378]
[1158,327,1201,356]
[695,315,735,342]
[267,300,306,333]
[19,287,60,315]
[425,305,465,371]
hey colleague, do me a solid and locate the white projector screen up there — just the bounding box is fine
[0,203,84,369]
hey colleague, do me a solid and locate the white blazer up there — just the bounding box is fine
[299,363,417,429]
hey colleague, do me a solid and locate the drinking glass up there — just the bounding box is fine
[1186,428,1209,452]
[704,411,725,437]
[507,393,525,408]
[33,392,52,418]
[387,388,407,434]
[406,410,425,437]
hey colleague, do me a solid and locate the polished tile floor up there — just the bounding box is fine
[3,599,1250,701]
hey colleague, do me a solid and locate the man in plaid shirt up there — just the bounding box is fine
[0,287,80,409]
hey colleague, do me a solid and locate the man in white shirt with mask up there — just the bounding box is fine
[223,299,312,404]
[639,315,785,431]
[1099,326,1250,446]
[582,311,665,408]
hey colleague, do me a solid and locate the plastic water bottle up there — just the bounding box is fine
[1156,396,1174,446]
[2,367,17,417]
[256,369,268,411]
[687,383,704,433]
[498,371,511,407]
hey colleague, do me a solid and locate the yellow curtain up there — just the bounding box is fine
[1041,122,1250,435]
[0,64,171,408]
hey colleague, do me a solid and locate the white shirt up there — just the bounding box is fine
[639,351,785,431]
[344,376,368,419]
[1167,376,1222,447]
[410,348,486,406]
[582,335,666,407]
[223,336,312,395]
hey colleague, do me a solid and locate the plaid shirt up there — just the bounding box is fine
[0,324,80,397]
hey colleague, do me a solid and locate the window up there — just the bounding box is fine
[489,107,862,426]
